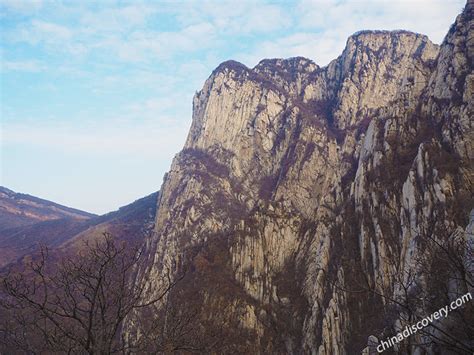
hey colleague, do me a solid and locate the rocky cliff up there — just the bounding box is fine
[132,2,473,353]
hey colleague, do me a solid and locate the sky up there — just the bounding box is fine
[0,0,466,215]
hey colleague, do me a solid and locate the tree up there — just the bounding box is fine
[318,223,473,354]
[0,232,179,354]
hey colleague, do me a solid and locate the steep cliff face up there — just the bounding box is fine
[135,3,473,353]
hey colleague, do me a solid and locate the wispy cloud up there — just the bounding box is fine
[0,0,43,14]
[9,20,72,45]
[233,0,464,66]
[3,0,461,69]
[1,59,45,72]
[197,2,292,34]
[32,20,72,40]
[79,4,154,33]
[1,0,465,212]
[109,22,218,62]
[3,117,190,159]
[237,32,344,67]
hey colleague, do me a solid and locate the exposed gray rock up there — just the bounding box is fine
[128,2,473,354]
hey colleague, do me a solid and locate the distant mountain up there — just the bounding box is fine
[62,191,158,250]
[0,186,96,232]
[0,187,158,268]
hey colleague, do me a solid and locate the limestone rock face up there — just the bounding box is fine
[132,3,473,354]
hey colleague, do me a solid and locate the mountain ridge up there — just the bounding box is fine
[0,188,158,268]
[0,186,96,231]
[127,2,473,353]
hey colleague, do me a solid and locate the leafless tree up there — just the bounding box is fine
[317,222,473,354]
[0,232,181,354]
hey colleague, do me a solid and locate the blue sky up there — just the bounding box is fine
[0,0,465,214]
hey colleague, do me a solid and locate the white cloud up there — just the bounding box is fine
[125,95,190,118]
[1,59,45,72]
[296,0,464,44]
[1,0,466,213]
[2,0,464,67]
[174,0,292,34]
[201,2,292,34]
[236,32,344,67]
[9,20,72,46]
[32,20,72,40]
[86,69,179,94]
[79,4,155,34]
[0,0,43,14]
[4,19,91,60]
[91,21,218,63]
[236,0,464,67]
[3,117,190,159]
[72,0,291,62]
